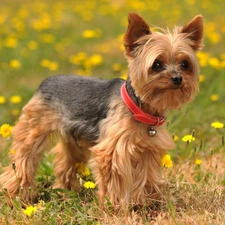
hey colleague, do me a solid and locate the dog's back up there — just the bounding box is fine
[36,75,124,141]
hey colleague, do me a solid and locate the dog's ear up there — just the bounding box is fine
[182,14,204,51]
[124,13,151,57]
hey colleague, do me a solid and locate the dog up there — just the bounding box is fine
[0,13,203,206]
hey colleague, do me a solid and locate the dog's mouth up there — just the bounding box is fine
[153,84,184,95]
[172,86,181,90]
[151,85,188,103]
[142,81,188,106]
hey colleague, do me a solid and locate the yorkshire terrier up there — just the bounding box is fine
[0,13,203,206]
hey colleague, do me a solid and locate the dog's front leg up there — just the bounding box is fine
[90,135,133,206]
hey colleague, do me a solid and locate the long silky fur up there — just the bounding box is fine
[90,97,175,205]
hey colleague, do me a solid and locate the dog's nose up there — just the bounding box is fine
[171,75,182,86]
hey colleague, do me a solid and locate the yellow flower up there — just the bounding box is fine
[10,95,22,104]
[11,17,25,32]
[5,37,18,48]
[48,62,58,71]
[40,59,58,71]
[0,14,6,24]
[69,52,87,65]
[220,60,225,68]
[182,135,195,142]
[0,96,6,104]
[82,29,97,39]
[199,59,208,67]
[210,94,219,101]
[0,124,12,138]
[208,32,221,44]
[37,200,45,208]
[41,34,55,43]
[120,74,127,80]
[32,17,51,31]
[89,54,103,66]
[9,59,21,70]
[197,51,209,67]
[75,69,90,76]
[199,74,205,83]
[83,181,96,189]
[75,163,91,177]
[27,41,38,50]
[17,8,29,19]
[208,57,220,69]
[23,205,37,217]
[211,121,224,129]
[162,154,173,168]
[41,59,51,67]
[173,135,179,141]
[9,149,16,155]
[186,0,196,5]
[195,159,202,165]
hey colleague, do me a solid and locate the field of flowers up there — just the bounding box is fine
[0,0,225,224]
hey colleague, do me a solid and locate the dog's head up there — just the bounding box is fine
[124,13,203,111]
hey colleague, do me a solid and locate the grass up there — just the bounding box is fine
[1,0,225,224]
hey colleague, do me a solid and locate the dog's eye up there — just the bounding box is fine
[180,60,189,70]
[152,60,164,72]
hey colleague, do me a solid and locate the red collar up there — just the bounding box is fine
[121,83,166,126]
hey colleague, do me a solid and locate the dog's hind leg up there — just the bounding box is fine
[0,94,61,203]
[52,136,91,191]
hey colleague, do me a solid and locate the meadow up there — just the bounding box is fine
[0,0,225,224]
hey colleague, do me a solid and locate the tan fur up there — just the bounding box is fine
[0,95,61,203]
[52,137,90,190]
[90,97,175,205]
[0,94,93,204]
[126,29,200,112]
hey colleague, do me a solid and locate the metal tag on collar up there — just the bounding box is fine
[148,126,157,137]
